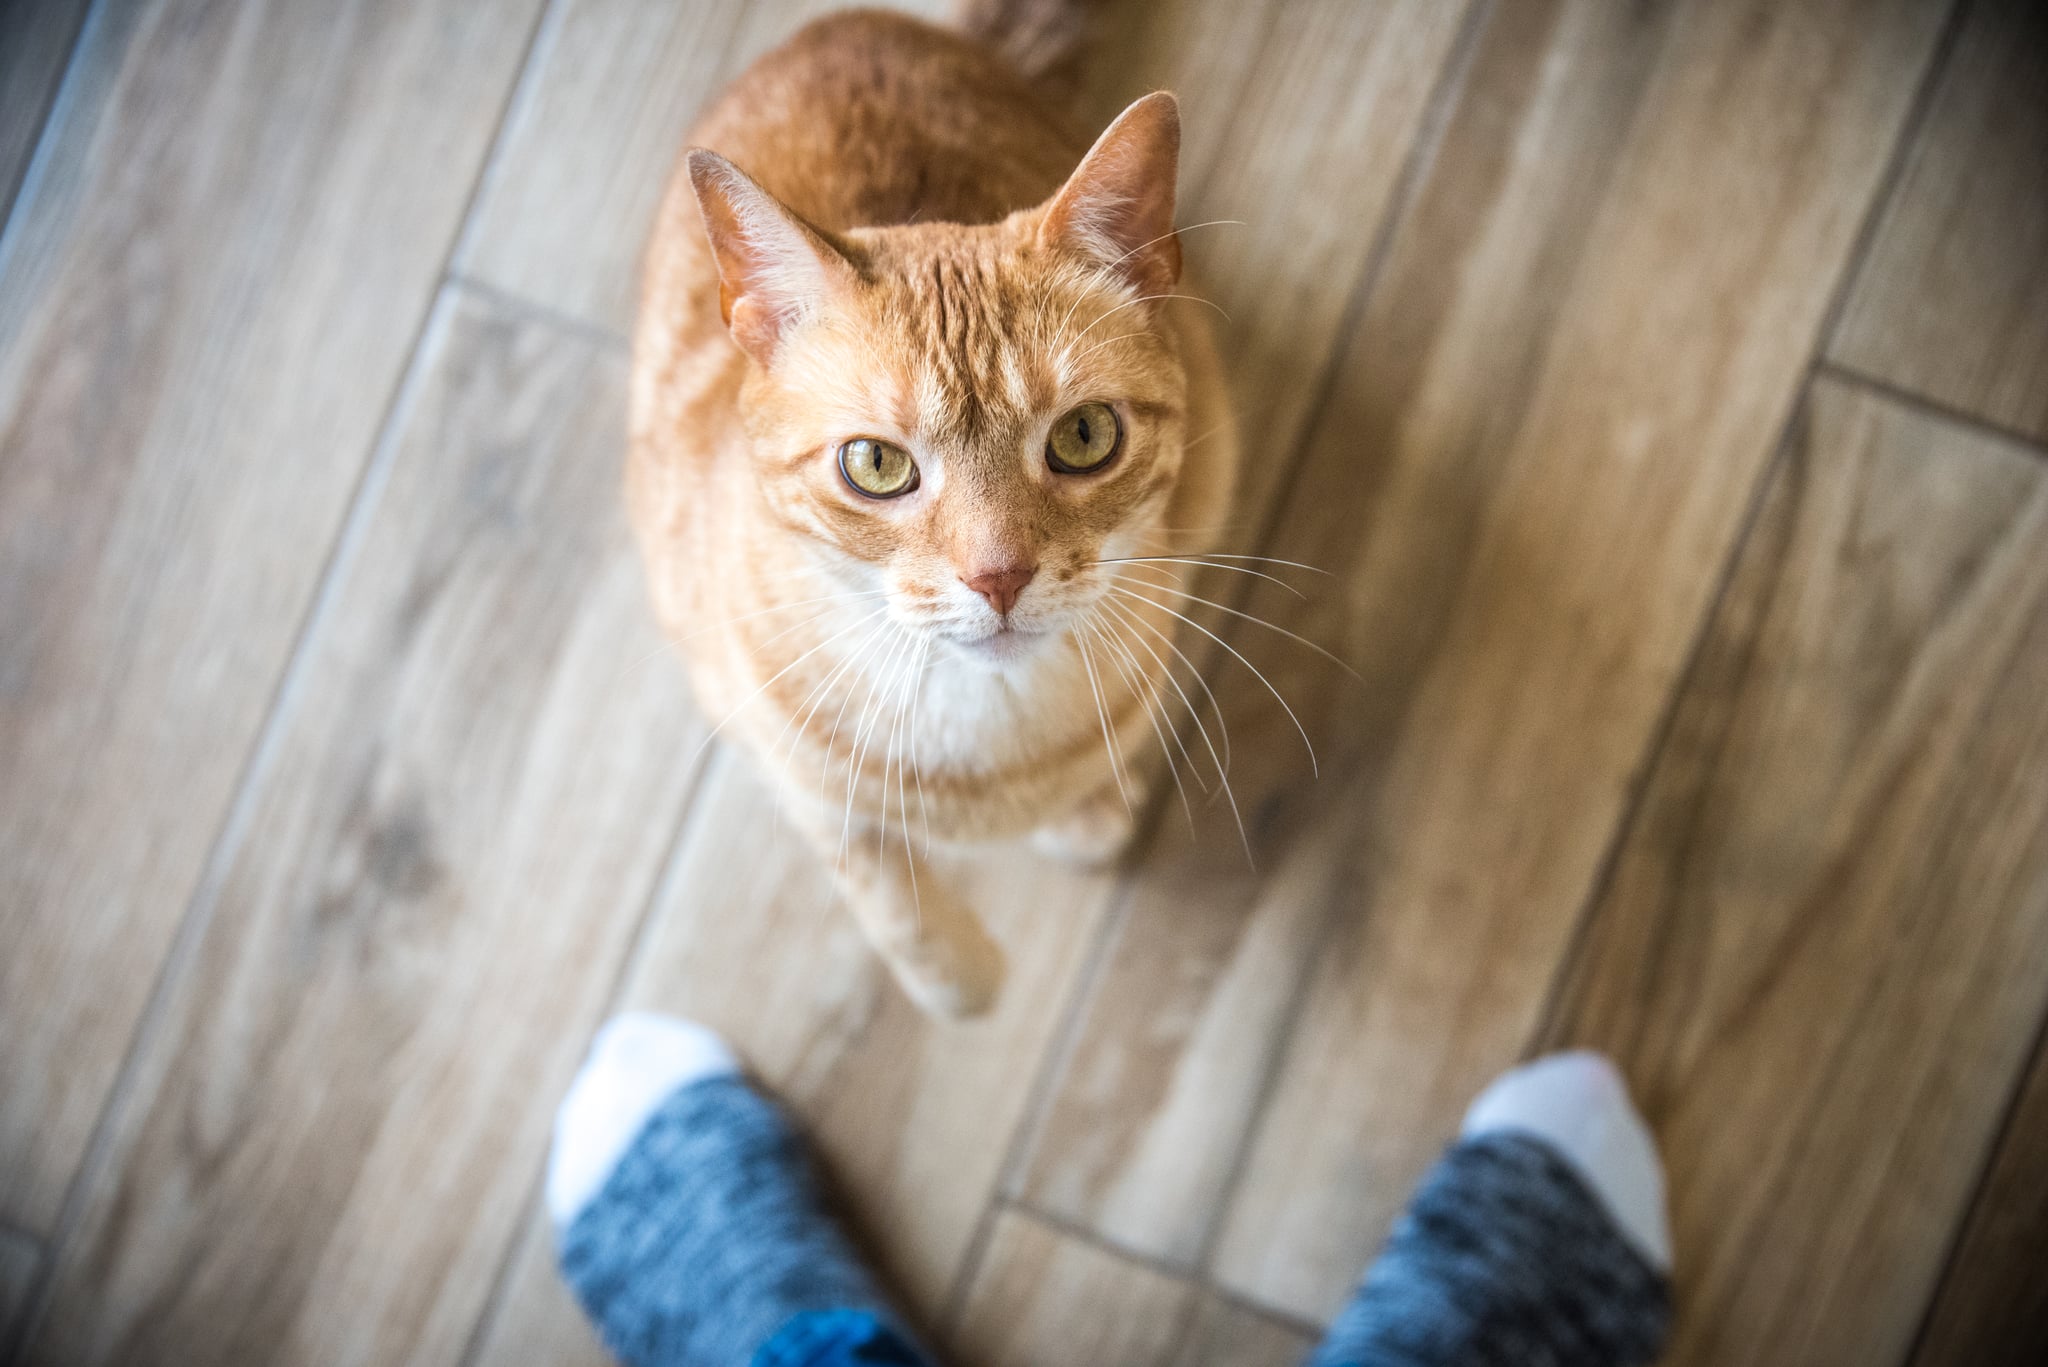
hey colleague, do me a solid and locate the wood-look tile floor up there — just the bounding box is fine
[3,1,2044,1363]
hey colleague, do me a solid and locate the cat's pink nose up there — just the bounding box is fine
[962,563,1037,617]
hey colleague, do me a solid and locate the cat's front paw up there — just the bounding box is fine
[1032,790,1137,867]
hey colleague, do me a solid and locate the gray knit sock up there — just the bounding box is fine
[552,1021,938,1367]
[1305,1132,1672,1367]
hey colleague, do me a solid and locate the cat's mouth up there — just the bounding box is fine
[956,623,1046,666]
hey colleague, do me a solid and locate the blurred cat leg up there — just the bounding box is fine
[799,806,1006,1019]
[1031,687,1178,865]
[1030,779,1138,866]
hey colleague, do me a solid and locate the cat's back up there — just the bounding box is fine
[638,10,1088,352]
[692,9,1086,230]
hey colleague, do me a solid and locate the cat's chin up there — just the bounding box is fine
[950,626,1051,670]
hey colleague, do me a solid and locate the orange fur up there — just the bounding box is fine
[630,8,1238,1016]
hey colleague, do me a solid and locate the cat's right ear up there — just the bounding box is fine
[686,150,857,367]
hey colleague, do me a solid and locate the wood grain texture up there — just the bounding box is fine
[0,0,90,226]
[1074,0,1476,526]
[954,1211,1197,1367]
[0,1228,41,1354]
[0,0,545,1233]
[1911,1030,2048,1366]
[1541,377,2048,1366]
[1019,0,1953,1310]
[469,753,1124,1365]
[1174,1296,1318,1367]
[21,290,708,1367]
[1831,0,2048,442]
[458,0,949,333]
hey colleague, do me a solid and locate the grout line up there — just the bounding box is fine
[976,1201,1212,1344]
[453,746,735,1367]
[442,0,572,275]
[1805,0,1972,372]
[0,5,561,1358]
[996,1191,1200,1283]
[0,0,98,236]
[1202,1281,1329,1345]
[447,271,629,352]
[1898,990,2048,1366]
[0,0,113,287]
[1815,359,2048,461]
[1520,0,1975,1064]
[977,1200,1333,1364]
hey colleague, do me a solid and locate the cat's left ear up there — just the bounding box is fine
[686,150,859,367]
[1039,91,1182,298]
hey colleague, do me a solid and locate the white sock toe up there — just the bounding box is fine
[1461,1050,1673,1273]
[547,1012,740,1228]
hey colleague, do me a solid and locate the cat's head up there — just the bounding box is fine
[687,93,1200,668]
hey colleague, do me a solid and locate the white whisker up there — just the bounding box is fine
[1104,218,1247,272]
[1102,596,1252,864]
[1064,291,1231,356]
[1108,594,1234,780]
[1073,629,1133,817]
[1098,597,1211,797]
[1094,555,1307,598]
[1106,583,1319,777]
[680,605,890,775]
[1112,575,1361,682]
[1086,612,1195,835]
[838,629,914,872]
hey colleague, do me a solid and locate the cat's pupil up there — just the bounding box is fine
[1076,416,1092,445]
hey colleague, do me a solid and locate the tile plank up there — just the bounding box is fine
[0,0,90,225]
[1831,0,2048,442]
[457,0,950,333]
[0,0,545,1232]
[1175,1296,1318,1367]
[469,756,1123,1364]
[1909,1033,2048,1365]
[0,1226,42,1353]
[21,291,707,1367]
[1541,379,2048,1365]
[1019,0,1953,1311]
[954,1211,1197,1367]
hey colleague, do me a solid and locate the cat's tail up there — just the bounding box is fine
[953,0,1103,86]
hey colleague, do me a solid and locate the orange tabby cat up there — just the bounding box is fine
[629,2,1238,1017]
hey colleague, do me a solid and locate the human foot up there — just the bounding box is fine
[549,1014,937,1367]
[1306,1051,1673,1367]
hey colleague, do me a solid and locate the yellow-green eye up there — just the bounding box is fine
[838,437,919,498]
[1046,402,1122,474]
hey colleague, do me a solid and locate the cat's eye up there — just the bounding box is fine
[838,437,919,498]
[1046,402,1122,474]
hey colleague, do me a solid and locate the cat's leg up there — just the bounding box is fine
[1031,706,1168,866]
[1030,781,1138,866]
[791,801,1005,1018]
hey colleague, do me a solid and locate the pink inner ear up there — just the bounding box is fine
[686,149,855,366]
[1043,92,1183,297]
